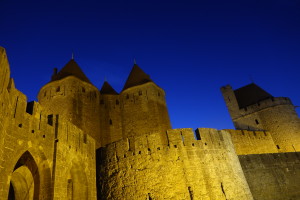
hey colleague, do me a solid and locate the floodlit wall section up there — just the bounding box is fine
[0,50,96,200]
[97,128,253,200]
[221,85,300,152]
[239,153,300,200]
[225,129,279,155]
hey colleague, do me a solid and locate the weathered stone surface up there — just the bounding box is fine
[221,85,300,152]
[1,46,300,199]
[239,153,300,200]
[97,128,253,200]
[0,48,96,200]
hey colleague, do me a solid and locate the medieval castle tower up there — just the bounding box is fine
[0,46,299,200]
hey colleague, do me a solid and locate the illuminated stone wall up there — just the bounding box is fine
[225,129,279,155]
[2,46,300,200]
[97,128,253,200]
[98,82,171,147]
[120,82,171,140]
[38,70,171,149]
[38,76,102,148]
[258,103,300,152]
[221,85,300,152]
[0,48,96,200]
[239,152,300,200]
[99,94,122,147]
[52,116,96,200]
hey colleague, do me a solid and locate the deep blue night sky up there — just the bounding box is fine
[1,0,300,130]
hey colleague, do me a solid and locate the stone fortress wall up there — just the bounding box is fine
[0,47,96,200]
[38,73,102,148]
[37,63,171,149]
[239,152,300,200]
[225,129,278,155]
[99,82,171,147]
[97,128,253,200]
[221,84,300,200]
[221,85,300,152]
[1,45,300,200]
[99,91,123,147]
[118,82,171,141]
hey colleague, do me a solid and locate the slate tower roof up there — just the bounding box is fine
[234,83,273,108]
[100,81,118,95]
[51,59,92,84]
[122,64,152,91]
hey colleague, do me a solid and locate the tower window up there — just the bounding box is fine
[83,134,87,144]
[255,119,259,125]
[116,100,119,105]
[158,92,161,96]
[139,91,142,96]
[100,99,104,104]
[109,119,112,125]
[82,87,85,93]
[47,114,53,126]
[126,94,129,99]
[56,86,60,92]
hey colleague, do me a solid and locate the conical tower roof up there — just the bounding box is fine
[122,64,152,91]
[234,83,273,108]
[100,81,118,95]
[51,59,92,84]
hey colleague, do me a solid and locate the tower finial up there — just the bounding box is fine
[72,52,74,60]
[133,58,136,65]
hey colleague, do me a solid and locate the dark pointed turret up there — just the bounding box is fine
[234,83,273,108]
[51,59,92,84]
[122,64,152,91]
[100,81,118,95]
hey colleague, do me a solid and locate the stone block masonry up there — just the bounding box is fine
[0,48,96,200]
[239,152,300,200]
[1,46,300,199]
[97,128,253,200]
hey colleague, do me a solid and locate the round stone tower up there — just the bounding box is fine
[221,83,300,152]
[120,64,171,142]
[38,59,101,147]
[99,81,122,146]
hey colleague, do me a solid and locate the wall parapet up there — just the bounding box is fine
[225,129,279,155]
[97,128,253,200]
[98,128,237,164]
[234,97,293,119]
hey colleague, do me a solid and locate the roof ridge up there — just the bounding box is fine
[122,64,152,91]
[100,81,118,95]
[51,59,92,84]
[234,83,273,108]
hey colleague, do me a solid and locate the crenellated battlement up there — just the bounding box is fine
[234,97,293,119]
[0,52,97,199]
[120,82,167,105]
[38,76,99,102]
[97,128,253,200]
[0,47,11,95]
[225,129,279,155]
[98,128,236,164]
[0,69,96,156]
[2,46,299,200]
